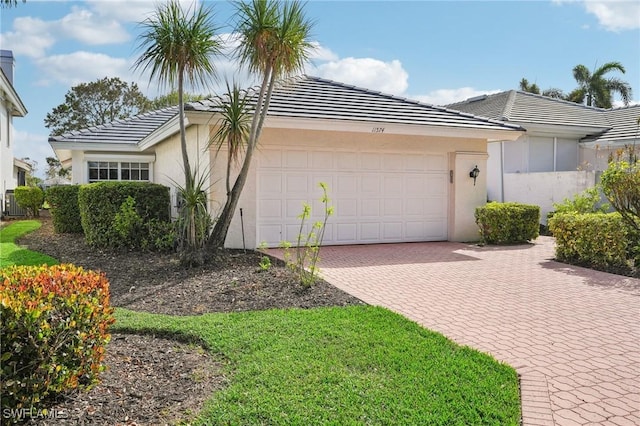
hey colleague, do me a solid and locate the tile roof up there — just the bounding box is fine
[446,90,609,129]
[582,105,640,144]
[48,106,178,144]
[187,75,524,132]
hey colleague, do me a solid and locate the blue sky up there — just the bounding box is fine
[1,0,639,178]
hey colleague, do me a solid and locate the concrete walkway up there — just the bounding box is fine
[274,237,640,425]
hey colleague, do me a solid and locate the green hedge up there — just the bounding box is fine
[548,212,629,270]
[45,185,83,233]
[0,264,114,413]
[475,202,540,244]
[78,182,171,249]
[14,186,44,217]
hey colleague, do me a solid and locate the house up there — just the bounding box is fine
[49,76,523,248]
[0,50,30,217]
[446,91,640,221]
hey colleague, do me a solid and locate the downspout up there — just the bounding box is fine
[500,141,505,202]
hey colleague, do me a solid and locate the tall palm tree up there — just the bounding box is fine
[570,62,632,108]
[208,0,314,248]
[133,0,222,190]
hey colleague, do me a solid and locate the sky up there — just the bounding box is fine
[1,0,639,178]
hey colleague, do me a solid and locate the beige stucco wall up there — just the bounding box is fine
[207,125,489,248]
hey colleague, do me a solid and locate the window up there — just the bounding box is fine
[88,161,150,183]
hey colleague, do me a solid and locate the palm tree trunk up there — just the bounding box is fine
[208,66,273,248]
[178,71,192,191]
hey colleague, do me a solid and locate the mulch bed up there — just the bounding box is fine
[13,218,364,425]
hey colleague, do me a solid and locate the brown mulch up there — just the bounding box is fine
[13,218,364,425]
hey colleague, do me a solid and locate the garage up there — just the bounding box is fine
[257,146,448,247]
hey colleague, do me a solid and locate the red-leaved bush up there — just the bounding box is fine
[0,264,115,412]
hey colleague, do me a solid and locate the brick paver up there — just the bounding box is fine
[270,237,640,425]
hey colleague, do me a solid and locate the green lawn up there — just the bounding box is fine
[115,307,521,425]
[3,219,521,424]
[0,220,59,268]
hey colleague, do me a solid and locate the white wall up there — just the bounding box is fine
[1,99,15,200]
[450,151,488,242]
[503,171,597,223]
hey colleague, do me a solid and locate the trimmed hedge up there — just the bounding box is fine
[14,186,44,217]
[475,202,540,244]
[0,264,115,412]
[45,185,83,233]
[548,212,629,270]
[78,182,170,249]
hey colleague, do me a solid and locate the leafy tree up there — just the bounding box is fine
[519,78,540,95]
[208,0,315,248]
[570,62,632,108]
[601,145,640,233]
[45,157,70,179]
[148,90,208,110]
[134,0,222,263]
[44,77,150,136]
[541,88,566,99]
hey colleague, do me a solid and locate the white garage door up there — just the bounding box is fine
[257,148,448,247]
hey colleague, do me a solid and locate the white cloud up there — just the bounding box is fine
[0,16,55,58]
[412,88,503,106]
[59,6,130,45]
[314,57,409,95]
[554,0,640,31]
[308,42,339,62]
[584,1,640,31]
[86,0,202,23]
[34,52,132,87]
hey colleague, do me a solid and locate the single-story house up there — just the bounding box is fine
[49,75,524,248]
[1,50,30,218]
[446,91,640,221]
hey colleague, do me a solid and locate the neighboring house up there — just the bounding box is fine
[49,76,523,248]
[0,50,30,217]
[446,91,640,221]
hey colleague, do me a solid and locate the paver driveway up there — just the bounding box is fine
[274,237,640,425]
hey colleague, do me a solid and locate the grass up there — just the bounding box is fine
[0,220,59,268]
[4,219,522,424]
[115,307,521,425]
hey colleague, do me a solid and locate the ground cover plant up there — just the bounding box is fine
[9,218,522,425]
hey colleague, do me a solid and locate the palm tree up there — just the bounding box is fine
[519,78,540,94]
[209,81,252,197]
[133,0,222,190]
[134,0,222,263]
[570,62,632,108]
[208,0,315,248]
[1,0,24,7]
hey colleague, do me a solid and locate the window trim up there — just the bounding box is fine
[83,154,155,183]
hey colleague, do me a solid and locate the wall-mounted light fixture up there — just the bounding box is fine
[469,165,480,186]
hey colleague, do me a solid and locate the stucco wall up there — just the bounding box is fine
[1,100,15,197]
[206,125,489,248]
[503,171,597,223]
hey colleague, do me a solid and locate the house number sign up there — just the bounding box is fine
[371,127,385,133]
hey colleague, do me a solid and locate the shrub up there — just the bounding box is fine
[549,186,609,219]
[45,185,83,233]
[0,264,115,412]
[14,186,44,217]
[78,182,170,249]
[548,212,629,270]
[475,202,540,244]
[600,157,640,233]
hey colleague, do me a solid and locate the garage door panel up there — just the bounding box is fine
[383,222,403,240]
[360,223,380,240]
[259,224,282,246]
[260,150,282,168]
[258,147,448,246]
[361,199,380,216]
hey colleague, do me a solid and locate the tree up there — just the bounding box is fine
[45,157,70,179]
[208,0,315,248]
[1,0,25,7]
[600,145,640,233]
[44,77,150,136]
[134,0,221,192]
[148,90,208,110]
[134,0,222,264]
[570,62,633,108]
[519,78,540,94]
